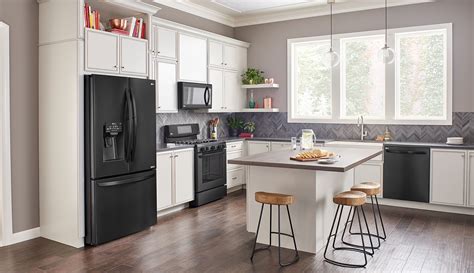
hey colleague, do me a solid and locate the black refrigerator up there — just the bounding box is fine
[85,75,157,245]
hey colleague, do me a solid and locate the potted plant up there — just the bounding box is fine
[227,116,244,137]
[241,68,265,85]
[240,121,256,138]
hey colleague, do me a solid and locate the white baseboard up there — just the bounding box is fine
[377,198,474,216]
[8,227,41,245]
[157,204,188,218]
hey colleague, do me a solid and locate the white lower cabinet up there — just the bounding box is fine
[247,141,271,155]
[271,142,293,151]
[431,149,466,206]
[227,141,246,189]
[156,149,194,211]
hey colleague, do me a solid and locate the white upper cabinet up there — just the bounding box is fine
[156,60,178,113]
[120,36,148,76]
[154,26,177,60]
[208,40,243,71]
[208,69,224,111]
[431,149,466,206]
[85,29,148,77]
[178,33,207,83]
[223,71,244,112]
[209,41,224,67]
[85,30,119,73]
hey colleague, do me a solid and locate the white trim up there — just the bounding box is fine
[377,198,474,216]
[287,23,453,126]
[103,0,161,15]
[0,22,13,247]
[152,17,250,48]
[154,0,433,27]
[9,228,41,245]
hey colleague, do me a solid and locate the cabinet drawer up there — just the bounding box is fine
[227,169,245,188]
[227,150,244,171]
[271,142,292,151]
[227,141,243,152]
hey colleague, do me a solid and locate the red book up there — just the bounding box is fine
[141,22,146,39]
[95,11,99,30]
[84,3,89,28]
[110,28,129,35]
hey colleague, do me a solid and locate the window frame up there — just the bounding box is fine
[287,23,453,125]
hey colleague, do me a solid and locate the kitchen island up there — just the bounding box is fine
[228,147,382,253]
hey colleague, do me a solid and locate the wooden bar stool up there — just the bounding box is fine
[250,191,299,267]
[341,182,386,250]
[324,191,374,268]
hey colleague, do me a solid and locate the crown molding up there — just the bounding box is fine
[103,0,161,15]
[154,0,433,27]
[154,0,236,27]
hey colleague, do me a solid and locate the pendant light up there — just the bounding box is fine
[378,0,395,64]
[327,0,340,68]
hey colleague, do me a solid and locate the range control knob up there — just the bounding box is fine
[200,147,205,152]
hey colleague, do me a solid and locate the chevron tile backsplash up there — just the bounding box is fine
[157,112,474,144]
[234,112,474,143]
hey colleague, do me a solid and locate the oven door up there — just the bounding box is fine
[178,82,212,109]
[195,149,227,192]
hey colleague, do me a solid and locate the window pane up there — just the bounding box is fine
[396,29,447,119]
[292,41,332,118]
[341,35,385,119]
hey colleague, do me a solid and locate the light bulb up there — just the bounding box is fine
[378,45,395,64]
[327,48,340,68]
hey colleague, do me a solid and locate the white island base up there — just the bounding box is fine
[246,165,354,254]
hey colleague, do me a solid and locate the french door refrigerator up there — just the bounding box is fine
[85,75,157,245]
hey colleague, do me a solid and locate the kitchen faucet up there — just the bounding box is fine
[357,115,368,141]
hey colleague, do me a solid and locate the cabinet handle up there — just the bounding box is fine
[121,66,125,69]
[232,177,238,180]
[174,155,179,158]
[113,65,117,68]
[169,155,173,158]
[158,51,161,54]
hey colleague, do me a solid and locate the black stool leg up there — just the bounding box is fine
[324,206,372,268]
[375,196,387,240]
[250,203,270,261]
[277,205,299,267]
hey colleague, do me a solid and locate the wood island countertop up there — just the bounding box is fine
[228,147,382,172]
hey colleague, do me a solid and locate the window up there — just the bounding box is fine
[291,40,332,119]
[396,29,448,120]
[288,24,452,125]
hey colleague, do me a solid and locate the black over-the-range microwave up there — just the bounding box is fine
[178,82,212,110]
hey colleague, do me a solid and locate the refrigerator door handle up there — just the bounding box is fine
[130,87,138,161]
[97,173,155,187]
[124,88,134,162]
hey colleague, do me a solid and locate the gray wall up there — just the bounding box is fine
[0,0,39,233]
[234,0,474,112]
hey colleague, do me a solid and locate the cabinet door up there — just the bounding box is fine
[227,169,245,188]
[85,30,119,73]
[174,150,194,204]
[208,69,224,111]
[120,37,148,76]
[354,163,383,197]
[157,152,173,210]
[223,44,239,71]
[156,61,178,113]
[209,41,223,68]
[227,150,244,171]
[223,71,243,112]
[156,27,177,59]
[178,33,207,83]
[431,149,466,206]
[271,142,292,151]
[248,142,270,156]
[469,152,474,207]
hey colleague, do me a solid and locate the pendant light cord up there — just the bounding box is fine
[330,2,333,49]
[385,0,388,46]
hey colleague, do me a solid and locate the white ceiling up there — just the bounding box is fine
[153,0,434,27]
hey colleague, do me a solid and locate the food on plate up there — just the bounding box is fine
[295,149,335,160]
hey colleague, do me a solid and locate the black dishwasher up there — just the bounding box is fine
[383,145,430,203]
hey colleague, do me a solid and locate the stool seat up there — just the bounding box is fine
[351,182,381,196]
[333,191,366,206]
[255,192,294,205]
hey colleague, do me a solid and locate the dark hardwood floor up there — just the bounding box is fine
[1,190,473,273]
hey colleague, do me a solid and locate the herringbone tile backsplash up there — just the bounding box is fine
[235,112,474,143]
[156,112,474,144]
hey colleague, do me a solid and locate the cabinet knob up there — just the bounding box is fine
[113,65,117,68]
[174,155,179,158]
[232,177,237,180]
[121,66,125,69]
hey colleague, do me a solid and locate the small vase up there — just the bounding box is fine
[229,128,239,137]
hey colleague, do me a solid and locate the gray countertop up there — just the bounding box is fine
[228,147,382,172]
[384,141,474,149]
[220,137,332,143]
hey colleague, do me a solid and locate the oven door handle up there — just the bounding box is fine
[198,150,226,158]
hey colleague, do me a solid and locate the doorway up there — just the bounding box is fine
[0,21,12,246]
